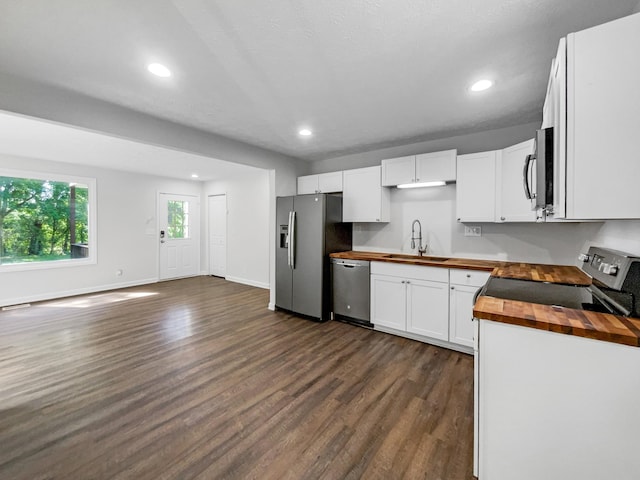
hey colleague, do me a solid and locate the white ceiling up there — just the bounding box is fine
[0,0,638,162]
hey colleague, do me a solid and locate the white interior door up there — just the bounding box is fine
[208,194,227,277]
[159,193,200,280]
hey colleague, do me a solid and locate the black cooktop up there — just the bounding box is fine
[481,277,634,316]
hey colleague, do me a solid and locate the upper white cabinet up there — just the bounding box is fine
[548,13,640,219]
[381,155,415,186]
[342,166,390,222]
[381,150,456,186]
[457,142,539,223]
[456,151,497,223]
[496,139,538,223]
[297,171,343,195]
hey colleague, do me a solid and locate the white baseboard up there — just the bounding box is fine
[267,302,275,311]
[0,277,159,308]
[224,276,270,290]
[374,325,473,355]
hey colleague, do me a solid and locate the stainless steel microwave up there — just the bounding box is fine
[523,127,554,212]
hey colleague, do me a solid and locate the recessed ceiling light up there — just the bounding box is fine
[191,173,199,178]
[470,79,493,92]
[148,63,171,77]
[298,128,312,136]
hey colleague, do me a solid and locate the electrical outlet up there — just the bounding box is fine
[464,226,482,237]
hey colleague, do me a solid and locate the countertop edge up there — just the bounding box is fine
[474,296,640,348]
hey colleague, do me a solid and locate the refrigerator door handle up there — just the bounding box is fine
[287,211,293,267]
[290,210,296,269]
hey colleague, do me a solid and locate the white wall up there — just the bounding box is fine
[204,169,271,289]
[310,122,540,174]
[580,220,640,257]
[0,154,202,307]
[353,186,605,264]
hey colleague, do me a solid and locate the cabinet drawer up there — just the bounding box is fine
[371,261,448,283]
[450,269,491,287]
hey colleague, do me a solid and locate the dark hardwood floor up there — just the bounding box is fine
[0,276,474,479]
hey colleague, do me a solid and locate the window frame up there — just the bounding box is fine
[0,168,97,272]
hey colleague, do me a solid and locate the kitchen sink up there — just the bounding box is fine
[382,253,450,262]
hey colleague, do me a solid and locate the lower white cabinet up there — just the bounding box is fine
[371,262,449,343]
[371,263,491,352]
[406,279,449,340]
[449,269,491,348]
[370,274,407,331]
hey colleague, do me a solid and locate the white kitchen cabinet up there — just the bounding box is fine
[380,155,415,186]
[478,319,640,480]
[546,13,640,219]
[456,151,496,223]
[370,262,449,342]
[381,150,456,186]
[495,139,538,223]
[406,279,449,340]
[342,166,390,222]
[297,171,343,195]
[370,274,406,331]
[415,150,457,183]
[449,269,490,348]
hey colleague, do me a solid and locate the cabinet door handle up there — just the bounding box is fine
[451,286,455,290]
[501,216,506,221]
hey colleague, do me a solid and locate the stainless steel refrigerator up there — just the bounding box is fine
[276,194,352,321]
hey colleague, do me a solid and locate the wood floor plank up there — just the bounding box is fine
[0,276,475,479]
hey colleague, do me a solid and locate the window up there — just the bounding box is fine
[0,170,96,270]
[167,200,190,239]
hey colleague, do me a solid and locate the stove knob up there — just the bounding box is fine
[608,264,619,276]
[578,253,591,262]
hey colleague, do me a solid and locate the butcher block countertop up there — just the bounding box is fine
[474,296,640,347]
[490,262,591,285]
[329,251,502,271]
[331,251,640,347]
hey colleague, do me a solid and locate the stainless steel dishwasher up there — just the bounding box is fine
[330,258,371,327]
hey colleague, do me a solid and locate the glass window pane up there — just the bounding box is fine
[0,176,91,265]
[167,200,190,239]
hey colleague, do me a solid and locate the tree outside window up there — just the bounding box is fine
[167,200,189,239]
[0,175,91,266]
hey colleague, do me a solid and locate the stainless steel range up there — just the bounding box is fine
[480,246,640,318]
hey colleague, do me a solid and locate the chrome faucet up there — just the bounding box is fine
[411,219,427,256]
